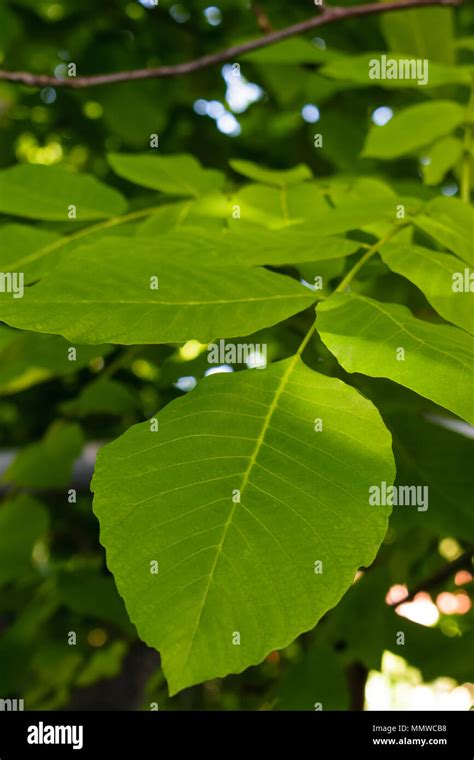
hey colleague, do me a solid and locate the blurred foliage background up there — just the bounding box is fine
[0,0,473,711]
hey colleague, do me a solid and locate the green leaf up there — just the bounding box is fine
[317,293,474,423]
[0,223,61,280]
[137,196,231,235]
[108,153,225,196]
[140,225,361,266]
[75,641,128,687]
[0,238,316,344]
[60,377,139,417]
[413,197,474,266]
[0,496,49,586]
[380,7,455,64]
[242,38,335,64]
[421,136,463,186]
[220,227,361,265]
[379,243,474,334]
[229,159,312,187]
[92,358,395,694]
[0,165,127,221]
[0,328,112,396]
[231,182,398,231]
[2,421,84,488]
[456,37,474,53]
[320,53,471,88]
[362,101,465,159]
[57,569,135,634]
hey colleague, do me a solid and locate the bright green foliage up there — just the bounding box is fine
[0,164,127,220]
[362,101,465,159]
[92,359,394,693]
[413,197,474,266]
[108,153,225,196]
[0,0,472,709]
[0,238,316,343]
[380,243,474,333]
[318,294,474,424]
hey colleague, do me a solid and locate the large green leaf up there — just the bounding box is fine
[362,101,465,159]
[0,496,49,586]
[380,6,455,64]
[136,226,361,266]
[219,227,361,265]
[379,243,474,334]
[0,224,61,280]
[0,165,127,221]
[0,238,316,344]
[92,358,395,694]
[317,293,474,423]
[108,153,225,196]
[413,197,474,266]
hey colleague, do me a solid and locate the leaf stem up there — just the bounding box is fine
[334,225,404,294]
[296,225,405,359]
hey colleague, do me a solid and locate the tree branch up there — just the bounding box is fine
[391,549,473,608]
[0,0,462,89]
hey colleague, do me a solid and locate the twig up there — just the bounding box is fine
[392,549,473,608]
[0,0,462,89]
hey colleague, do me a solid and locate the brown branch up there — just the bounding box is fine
[0,0,463,89]
[392,549,473,608]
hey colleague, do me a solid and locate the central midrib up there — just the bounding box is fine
[180,352,301,672]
